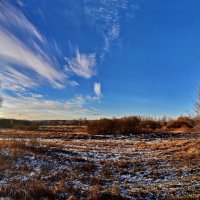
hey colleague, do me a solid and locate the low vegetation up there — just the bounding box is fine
[0,115,199,199]
[0,115,196,135]
[87,116,195,134]
[0,129,199,199]
[0,118,87,130]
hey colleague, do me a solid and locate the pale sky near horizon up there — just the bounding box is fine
[0,0,200,120]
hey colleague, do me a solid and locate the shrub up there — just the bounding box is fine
[87,116,140,134]
[167,117,194,129]
[138,120,161,130]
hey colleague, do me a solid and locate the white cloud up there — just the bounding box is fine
[0,28,65,89]
[0,1,117,119]
[0,1,44,43]
[69,80,79,87]
[0,93,101,120]
[17,0,25,7]
[31,93,43,99]
[65,49,96,79]
[66,96,85,110]
[84,0,122,56]
[0,1,65,89]
[0,66,37,89]
[84,0,140,59]
[94,82,101,97]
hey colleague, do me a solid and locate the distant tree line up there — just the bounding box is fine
[0,116,195,133]
[0,119,38,130]
[87,116,195,134]
[0,118,87,129]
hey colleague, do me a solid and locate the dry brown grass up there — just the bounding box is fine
[0,179,56,200]
[0,129,199,199]
[87,185,123,200]
[0,154,13,170]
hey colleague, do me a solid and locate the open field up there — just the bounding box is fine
[0,128,200,199]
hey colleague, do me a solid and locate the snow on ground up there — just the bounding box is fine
[0,130,199,199]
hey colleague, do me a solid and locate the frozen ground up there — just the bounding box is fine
[0,130,199,199]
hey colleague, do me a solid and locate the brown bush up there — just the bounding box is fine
[138,120,161,130]
[167,117,194,129]
[87,116,140,134]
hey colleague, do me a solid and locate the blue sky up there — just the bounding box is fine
[0,0,200,120]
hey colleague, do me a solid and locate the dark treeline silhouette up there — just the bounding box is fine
[87,116,195,134]
[0,119,40,130]
[0,118,87,129]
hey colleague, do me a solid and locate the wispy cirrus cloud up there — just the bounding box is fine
[0,1,44,43]
[65,49,96,79]
[84,0,140,59]
[0,66,37,92]
[0,93,101,120]
[0,1,65,89]
[0,28,65,88]
[0,1,105,119]
[0,1,143,120]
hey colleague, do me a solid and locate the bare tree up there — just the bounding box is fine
[194,88,200,130]
[195,90,200,113]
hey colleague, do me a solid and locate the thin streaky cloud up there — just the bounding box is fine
[84,0,139,59]
[0,1,65,89]
[65,49,96,79]
[0,27,65,89]
[0,66,37,89]
[0,93,101,120]
[0,1,44,43]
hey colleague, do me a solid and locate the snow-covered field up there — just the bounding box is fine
[0,129,199,199]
